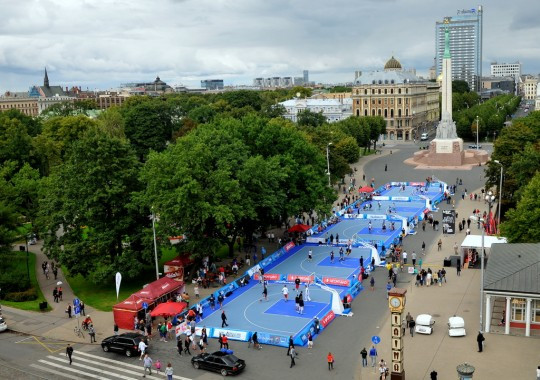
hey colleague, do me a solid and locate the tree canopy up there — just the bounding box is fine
[140,115,334,258]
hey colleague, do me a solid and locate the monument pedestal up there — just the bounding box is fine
[407,137,489,168]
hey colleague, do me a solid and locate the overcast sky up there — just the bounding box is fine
[1,0,539,93]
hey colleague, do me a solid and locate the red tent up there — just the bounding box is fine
[133,276,184,302]
[163,255,192,281]
[358,186,374,193]
[113,295,154,330]
[288,224,311,233]
[150,300,187,317]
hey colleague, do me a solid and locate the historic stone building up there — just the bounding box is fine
[352,57,440,141]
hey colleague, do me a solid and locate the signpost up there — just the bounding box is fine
[371,335,381,345]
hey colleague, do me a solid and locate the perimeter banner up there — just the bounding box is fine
[442,210,456,234]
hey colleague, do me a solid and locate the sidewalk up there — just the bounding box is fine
[3,242,113,344]
[355,187,538,379]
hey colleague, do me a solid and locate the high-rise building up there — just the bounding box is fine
[490,62,521,78]
[436,6,483,92]
[303,70,309,84]
[201,79,224,90]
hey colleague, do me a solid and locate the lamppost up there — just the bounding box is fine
[493,160,504,230]
[326,142,332,187]
[475,116,479,150]
[150,208,160,280]
[480,191,496,332]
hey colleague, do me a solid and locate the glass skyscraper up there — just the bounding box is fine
[436,6,483,92]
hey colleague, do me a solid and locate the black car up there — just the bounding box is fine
[192,351,246,376]
[101,332,146,357]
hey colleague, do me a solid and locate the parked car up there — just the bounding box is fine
[101,332,146,357]
[420,133,429,141]
[415,314,435,335]
[0,316,7,332]
[468,144,482,149]
[192,350,246,376]
[448,316,466,337]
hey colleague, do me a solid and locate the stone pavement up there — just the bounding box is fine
[355,184,539,380]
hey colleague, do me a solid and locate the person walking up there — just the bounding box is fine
[66,344,73,365]
[384,164,387,172]
[221,310,229,327]
[289,346,297,368]
[408,318,415,337]
[421,241,426,254]
[457,261,461,276]
[221,334,229,349]
[370,276,375,291]
[453,242,458,255]
[183,335,191,355]
[477,331,485,352]
[53,287,58,303]
[142,354,153,378]
[177,337,183,356]
[58,287,63,301]
[307,332,313,349]
[88,324,96,343]
[282,285,289,302]
[437,239,442,251]
[53,267,58,280]
[327,352,335,370]
[138,339,148,360]
[66,304,72,318]
[411,251,417,267]
[165,363,174,380]
[369,345,378,367]
[360,348,368,367]
[286,335,294,356]
[80,301,85,316]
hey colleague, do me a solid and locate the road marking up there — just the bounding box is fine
[15,335,70,353]
[37,359,114,380]
[74,351,191,380]
[58,353,162,379]
[46,355,137,380]
[30,363,80,379]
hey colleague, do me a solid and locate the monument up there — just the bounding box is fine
[407,24,488,168]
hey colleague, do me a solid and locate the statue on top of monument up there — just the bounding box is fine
[435,26,458,140]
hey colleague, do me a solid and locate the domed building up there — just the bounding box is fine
[352,56,440,141]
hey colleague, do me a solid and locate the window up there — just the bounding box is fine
[356,100,359,105]
[378,109,382,116]
[512,298,526,321]
[391,109,394,117]
[398,98,402,105]
[356,109,360,116]
[364,89,368,95]
[364,100,368,105]
[384,109,388,117]
[384,89,387,94]
[378,99,381,105]
[398,89,402,94]
[533,300,540,323]
[372,109,375,116]
[365,109,368,116]
[398,109,402,117]
[378,89,381,94]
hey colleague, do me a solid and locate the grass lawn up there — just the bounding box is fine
[1,250,51,312]
[66,246,180,312]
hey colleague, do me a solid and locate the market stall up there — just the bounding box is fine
[133,276,185,305]
[112,294,154,330]
[459,235,507,267]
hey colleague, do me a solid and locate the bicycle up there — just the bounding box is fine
[74,325,85,338]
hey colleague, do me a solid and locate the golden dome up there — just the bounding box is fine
[436,73,443,82]
[384,56,402,70]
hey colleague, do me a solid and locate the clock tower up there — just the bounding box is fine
[388,287,407,380]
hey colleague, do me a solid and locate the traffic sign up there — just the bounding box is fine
[142,302,148,310]
[74,306,81,315]
[372,335,381,344]
[73,298,80,307]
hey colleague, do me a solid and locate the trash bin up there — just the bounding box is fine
[39,301,48,310]
[443,258,451,267]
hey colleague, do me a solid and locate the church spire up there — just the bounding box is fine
[44,67,49,87]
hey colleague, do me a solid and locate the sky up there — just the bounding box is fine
[0,0,539,93]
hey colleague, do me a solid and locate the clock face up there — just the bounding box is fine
[390,297,401,308]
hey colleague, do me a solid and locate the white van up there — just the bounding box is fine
[420,133,428,141]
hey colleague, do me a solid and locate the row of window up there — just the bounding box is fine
[355,87,410,95]
[511,299,540,323]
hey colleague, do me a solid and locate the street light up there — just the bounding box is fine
[150,208,160,280]
[475,116,479,150]
[480,191,496,332]
[326,142,332,187]
[493,160,504,230]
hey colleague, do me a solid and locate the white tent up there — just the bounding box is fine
[459,235,507,266]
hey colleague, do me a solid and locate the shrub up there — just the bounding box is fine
[4,287,38,301]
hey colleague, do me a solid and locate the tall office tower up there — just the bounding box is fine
[303,70,309,84]
[435,6,483,92]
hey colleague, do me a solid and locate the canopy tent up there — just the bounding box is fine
[112,295,154,330]
[358,186,374,193]
[288,224,311,233]
[459,235,507,265]
[133,276,184,303]
[150,300,187,317]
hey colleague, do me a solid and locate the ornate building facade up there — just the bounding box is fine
[351,57,440,141]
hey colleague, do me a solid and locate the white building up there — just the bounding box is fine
[279,98,353,123]
[519,75,539,100]
[490,62,521,78]
[535,85,540,110]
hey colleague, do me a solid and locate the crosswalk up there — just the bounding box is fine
[29,351,192,380]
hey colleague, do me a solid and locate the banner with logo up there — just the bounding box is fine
[442,210,456,234]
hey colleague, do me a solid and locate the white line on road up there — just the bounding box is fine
[46,355,138,380]
[30,363,80,380]
[37,359,114,380]
[74,350,192,380]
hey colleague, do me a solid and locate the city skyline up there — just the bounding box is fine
[0,0,539,93]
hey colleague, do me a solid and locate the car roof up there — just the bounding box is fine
[120,332,143,338]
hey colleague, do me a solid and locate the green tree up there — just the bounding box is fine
[452,80,470,94]
[121,97,175,160]
[0,201,18,254]
[40,99,98,118]
[297,109,326,127]
[500,172,540,243]
[222,90,263,111]
[0,115,33,169]
[288,87,312,98]
[188,105,216,124]
[96,107,126,139]
[38,130,148,282]
[140,115,333,259]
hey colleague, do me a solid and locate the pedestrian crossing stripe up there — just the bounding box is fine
[45,355,138,380]
[37,359,119,380]
[30,363,81,380]
[74,351,191,379]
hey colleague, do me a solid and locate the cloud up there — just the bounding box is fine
[0,0,539,92]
